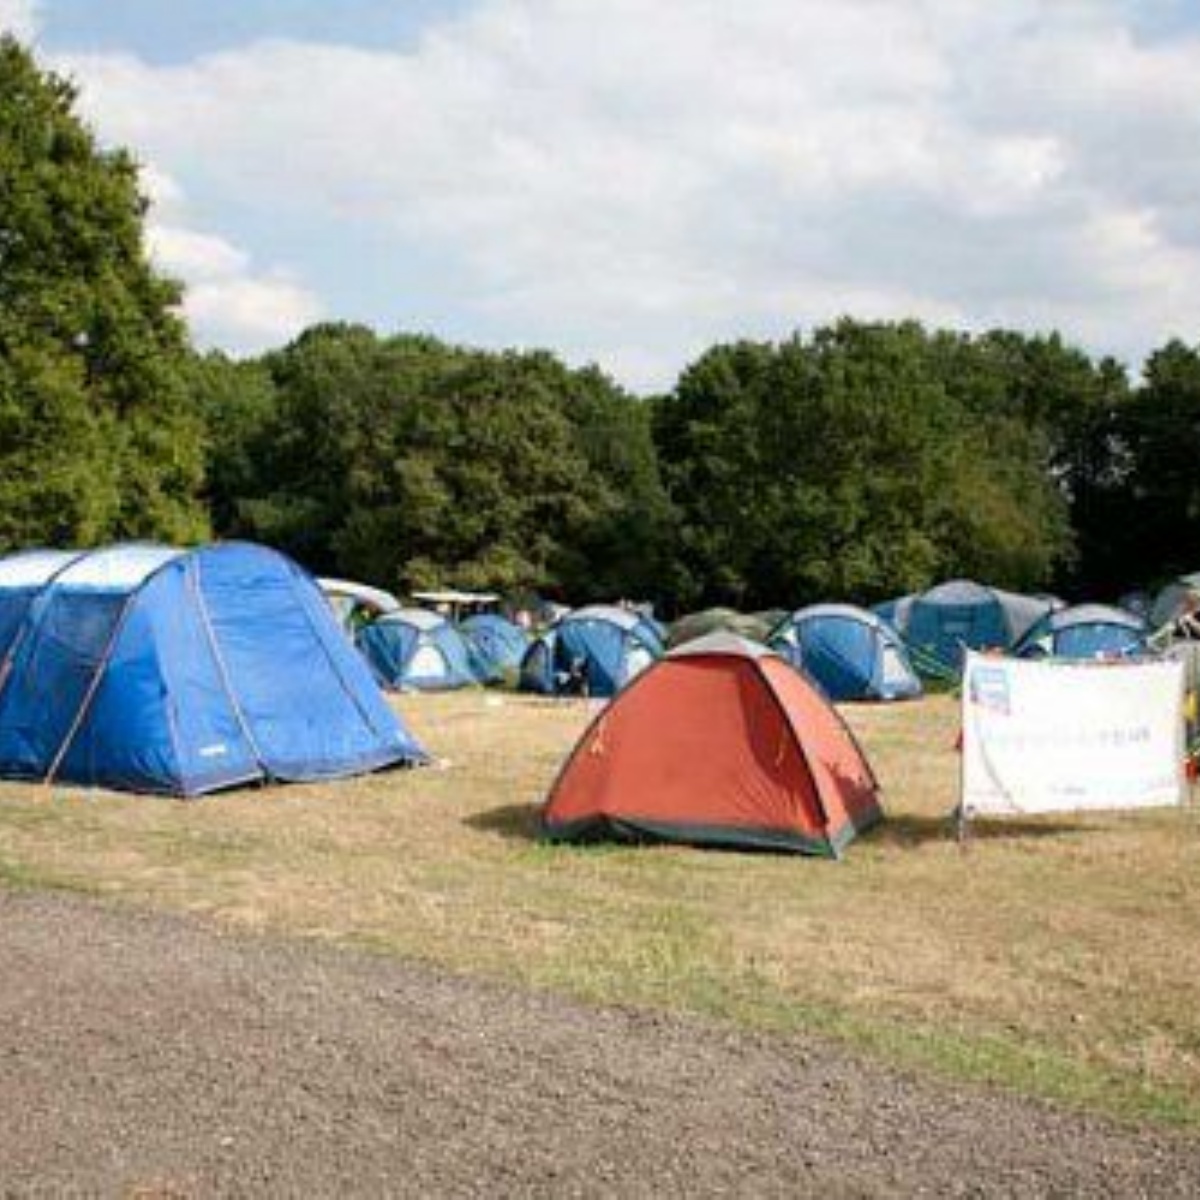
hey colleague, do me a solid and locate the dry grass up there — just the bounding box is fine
[2,690,1200,1126]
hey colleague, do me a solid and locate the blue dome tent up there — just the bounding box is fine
[520,605,664,697]
[1014,604,1146,660]
[0,543,427,795]
[876,580,1055,676]
[356,608,477,691]
[460,613,528,682]
[769,604,922,702]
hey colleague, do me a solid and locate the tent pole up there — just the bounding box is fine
[41,593,139,790]
[957,650,970,851]
[188,559,268,776]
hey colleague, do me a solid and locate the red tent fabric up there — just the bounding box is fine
[541,633,883,856]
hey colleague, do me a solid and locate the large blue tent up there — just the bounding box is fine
[356,608,477,690]
[1013,604,1146,660]
[769,604,922,702]
[519,605,663,698]
[460,613,528,682]
[0,543,426,796]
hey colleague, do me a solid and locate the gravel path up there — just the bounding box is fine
[0,891,1197,1197]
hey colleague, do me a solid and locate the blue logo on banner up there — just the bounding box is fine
[970,665,1011,715]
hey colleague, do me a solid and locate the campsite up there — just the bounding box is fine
[7,4,1200,1194]
[3,688,1200,1132]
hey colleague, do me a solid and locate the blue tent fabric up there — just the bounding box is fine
[356,609,477,690]
[460,613,528,682]
[1014,604,1146,660]
[0,543,426,795]
[770,604,922,702]
[519,605,664,697]
[875,580,1055,676]
[0,550,82,660]
[905,581,1008,673]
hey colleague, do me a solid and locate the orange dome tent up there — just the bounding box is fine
[541,633,882,857]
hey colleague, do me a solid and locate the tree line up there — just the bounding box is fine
[3,35,1199,615]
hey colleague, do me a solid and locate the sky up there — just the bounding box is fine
[3,0,1200,392]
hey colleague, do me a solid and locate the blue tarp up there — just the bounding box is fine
[460,614,528,682]
[771,605,922,702]
[0,543,426,795]
[356,610,477,690]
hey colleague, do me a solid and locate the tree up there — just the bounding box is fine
[1120,340,1200,588]
[218,324,672,602]
[653,340,776,607]
[184,350,279,537]
[0,35,207,551]
[655,320,1074,610]
[930,329,1131,596]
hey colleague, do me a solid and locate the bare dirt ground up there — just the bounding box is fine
[1,891,1198,1198]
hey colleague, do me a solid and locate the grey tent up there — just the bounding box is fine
[1150,573,1200,629]
[875,579,1057,675]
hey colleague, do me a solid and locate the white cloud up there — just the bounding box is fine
[51,1,1200,388]
[148,225,249,281]
[140,171,323,352]
[0,0,37,41]
[183,273,324,347]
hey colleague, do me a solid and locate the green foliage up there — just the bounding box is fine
[206,325,671,601]
[184,350,279,536]
[1117,340,1200,588]
[0,36,207,550]
[930,329,1131,594]
[189,314,1167,612]
[655,320,1074,609]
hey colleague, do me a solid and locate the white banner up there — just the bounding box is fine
[961,652,1186,816]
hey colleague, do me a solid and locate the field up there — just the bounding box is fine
[1,691,1199,1128]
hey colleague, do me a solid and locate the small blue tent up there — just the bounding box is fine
[0,543,426,796]
[460,613,528,682]
[520,605,664,697]
[1014,604,1146,660]
[769,604,922,702]
[356,608,477,691]
[876,580,1054,676]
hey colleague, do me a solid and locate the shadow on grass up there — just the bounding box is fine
[468,804,1085,851]
[873,812,1084,847]
[466,802,542,842]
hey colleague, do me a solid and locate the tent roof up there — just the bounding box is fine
[0,544,190,595]
[374,607,449,633]
[565,604,644,632]
[318,577,400,614]
[0,549,83,588]
[1044,604,1145,633]
[461,612,521,631]
[54,544,183,590]
[667,631,773,660]
[412,589,500,605]
[789,602,895,633]
[919,578,997,606]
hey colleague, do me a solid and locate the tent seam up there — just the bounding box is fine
[189,555,270,781]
